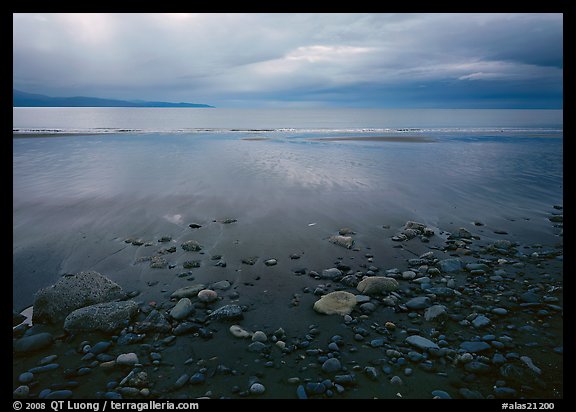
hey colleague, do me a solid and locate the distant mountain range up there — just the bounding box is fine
[13,89,214,108]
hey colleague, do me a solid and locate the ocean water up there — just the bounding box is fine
[13,108,563,311]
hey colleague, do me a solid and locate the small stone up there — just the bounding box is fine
[189,223,202,229]
[437,258,464,273]
[230,325,251,338]
[431,390,452,399]
[13,385,30,398]
[252,331,268,343]
[328,235,354,249]
[406,296,431,310]
[460,341,491,353]
[520,356,542,375]
[18,372,34,384]
[198,289,218,303]
[296,385,308,399]
[472,315,491,329]
[14,333,53,353]
[189,373,205,385]
[321,358,342,373]
[181,240,202,251]
[249,383,266,395]
[321,268,342,279]
[424,305,447,321]
[208,304,243,321]
[405,335,439,351]
[247,342,268,353]
[264,259,278,266]
[116,353,139,366]
[492,308,508,316]
[390,376,403,385]
[170,298,194,320]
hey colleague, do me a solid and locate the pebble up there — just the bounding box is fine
[390,376,403,385]
[170,298,194,320]
[296,385,308,399]
[230,325,251,338]
[405,335,439,351]
[116,353,139,366]
[460,341,491,353]
[405,296,431,310]
[45,390,73,399]
[14,332,54,353]
[189,373,205,385]
[249,383,266,395]
[472,315,491,329]
[492,308,508,316]
[252,331,268,343]
[13,385,29,398]
[431,390,452,399]
[265,259,278,266]
[198,289,218,303]
[322,358,342,373]
[18,372,34,384]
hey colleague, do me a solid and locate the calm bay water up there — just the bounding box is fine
[13,108,563,310]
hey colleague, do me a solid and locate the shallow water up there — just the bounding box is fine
[13,125,562,310]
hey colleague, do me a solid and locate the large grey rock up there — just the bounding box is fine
[14,332,53,353]
[33,271,124,324]
[313,291,357,316]
[405,335,439,351]
[64,301,138,333]
[356,276,399,295]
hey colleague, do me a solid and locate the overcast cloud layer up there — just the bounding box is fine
[13,13,563,108]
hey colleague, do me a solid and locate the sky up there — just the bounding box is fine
[13,13,563,108]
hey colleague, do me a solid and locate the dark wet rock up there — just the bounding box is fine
[218,218,237,224]
[14,332,53,353]
[265,259,278,266]
[149,256,168,269]
[450,228,473,239]
[296,385,308,399]
[170,298,194,320]
[459,388,484,399]
[320,268,342,279]
[432,390,452,399]
[406,296,431,310]
[45,390,73,399]
[33,271,125,324]
[181,240,202,252]
[242,257,258,265]
[340,275,359,287]
[520,292,541,304]
[189,223,202,229]
[460,341,492,353]
[472,314,491,329]
[29,363,60,374]
[212,280,231,290]
[437,258,464,273]
[405,335,439,351]
[134,310,171,334]
[171,284,206,299]
[548,215,563,223]
[328,235,354,249]
[173,322,199,336]
[208,304,243,321]
[247,342,268,353]
[321,358,342,373]
[183,260,201,269]
[356,276,399,294]
[424,305,447,321]
[427,287,455,297]
[464,361,491,374]
[334,374,356,386]
[90,341,112,354]
[64,301,138,333]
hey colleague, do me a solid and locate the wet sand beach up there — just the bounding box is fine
[13,129,563,399]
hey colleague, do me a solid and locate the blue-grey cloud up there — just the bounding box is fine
[13,13,563,108]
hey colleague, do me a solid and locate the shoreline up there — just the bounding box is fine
[13,211,563,399]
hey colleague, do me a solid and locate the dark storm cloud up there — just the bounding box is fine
[13,13,563,108]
